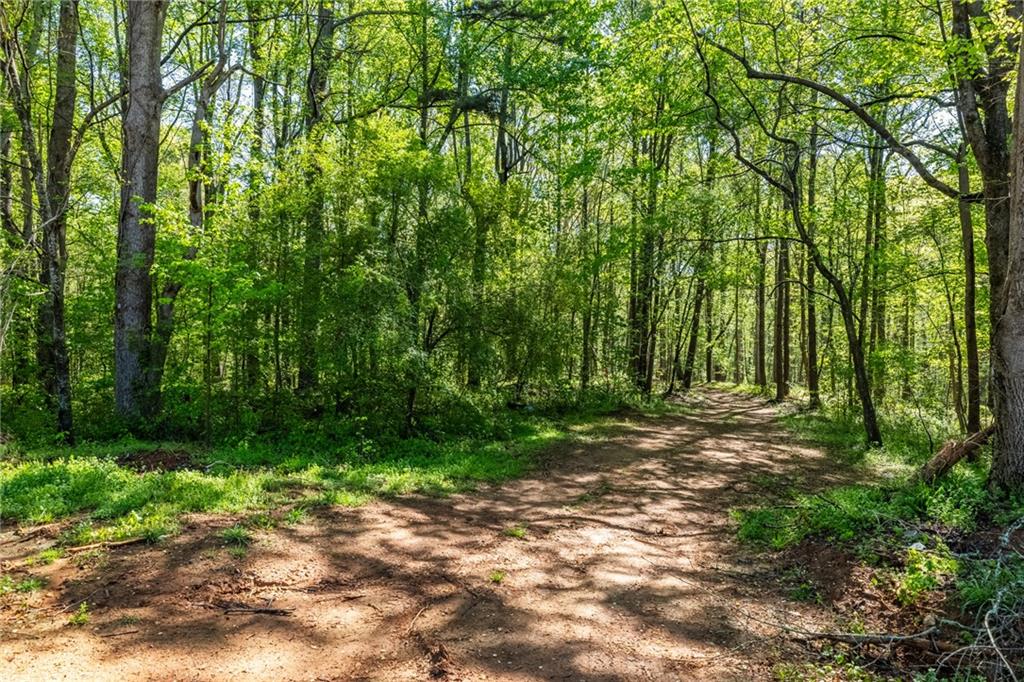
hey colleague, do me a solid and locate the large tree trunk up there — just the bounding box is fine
[41,0,77,440]
[950,0,1014,383]
[990,39,1024,493]
[115,0,166,420]
[0,0,77,440]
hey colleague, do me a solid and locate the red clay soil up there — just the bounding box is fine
[0,390,850,681]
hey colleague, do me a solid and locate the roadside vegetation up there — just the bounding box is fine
[730,388,1024,678]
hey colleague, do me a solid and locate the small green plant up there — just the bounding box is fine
[114,615,142,626]
[488,570,506,584]
[246,513,276,530]
[958,555,1024,609]
[789,581,819,603]
[219,525,252,547]
[26,548,64,566]
[14,576,46,593]
[896,545,958,605]
[502,524,528,540]
[227,546,248,559]
[283,507,307,525]
[71,549,106,569]
[68,602,90,626]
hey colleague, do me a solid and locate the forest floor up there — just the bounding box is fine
[0,390,859,681]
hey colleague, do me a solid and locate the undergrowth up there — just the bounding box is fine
[0,395,665,546]
[732,401,1024,677]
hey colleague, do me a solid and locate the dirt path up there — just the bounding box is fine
[1,390,848,681]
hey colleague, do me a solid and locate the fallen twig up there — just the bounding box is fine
[223,606,293,616]
[100,629,139,638]
[404,606,428,635]
[65,537,147,554]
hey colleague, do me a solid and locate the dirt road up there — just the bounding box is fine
[1,390,844,681]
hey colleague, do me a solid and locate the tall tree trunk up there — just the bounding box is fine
[806,124,821,408]
[950,0,1014,409]
[681,279,705,390]
[0,0,76,439]
[243,1,265,391]
[774,236,790,401]
[989,39,1024,493]
[115,0,166,421]
[733,284,742,384]
[705,286,714,382]
[0,103,30,388]
[297,1,335,393]
[41,0,77,440]
[958,153,981,433]
[754,238,767,387]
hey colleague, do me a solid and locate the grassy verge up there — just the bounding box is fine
[0,401,667,547]
[731,405,1024,676]
[0,418,579,546]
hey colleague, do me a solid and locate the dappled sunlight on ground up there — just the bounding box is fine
[0,390,850,681]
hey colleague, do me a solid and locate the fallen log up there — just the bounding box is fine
[914,424,995,486]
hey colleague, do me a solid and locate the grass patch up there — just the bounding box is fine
[502,524,528,539]
[25,548,63,566]
[0,415,577,547]
[488,569,506,584]
[219,525,253,547]
[0,575,46,594]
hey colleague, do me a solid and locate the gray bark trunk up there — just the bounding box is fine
[990,37,1024,493]
[115,0,166,420]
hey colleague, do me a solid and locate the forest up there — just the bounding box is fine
[1,0,1023,679]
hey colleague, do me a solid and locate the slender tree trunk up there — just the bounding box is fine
[754,239,767,387]
[958,155,981,433]
[681,279,705,390]
[774,236,790,401]
[243,1,265,391]
[705,287,714,383]
[297,1,335,393]
[733,284,742,384]
[806,125,820,408]
[0,100,30,388]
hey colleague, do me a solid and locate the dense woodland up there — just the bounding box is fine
[5,2,1024,678]
[1,0,1024,495]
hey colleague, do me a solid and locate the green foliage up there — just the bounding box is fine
[0,415,576,544]
[68,602,90,626]
[896,545,959,605]
[958,555,1024,611]
[0,575,46,595]
[488,570,507,584]
[502,524,528,539]
[219,525,252,547]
